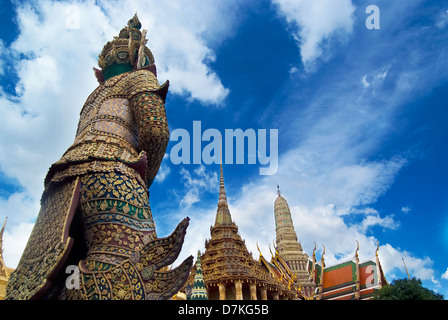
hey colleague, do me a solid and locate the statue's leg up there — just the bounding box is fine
[79,170,156,271]
[66,169,191,300]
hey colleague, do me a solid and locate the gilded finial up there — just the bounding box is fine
[320,245,326,276]
[0,217,7,257]
[256,242,262,257]
[129,12,142,30]
[402,257,411,280]
[0,217,7,240]
[268,244,274,258]
[355,240,359,258]
[375,240,379,257]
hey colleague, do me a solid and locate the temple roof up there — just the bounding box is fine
[311,243,387,300]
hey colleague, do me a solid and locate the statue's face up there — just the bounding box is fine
[105,49,131,66]
[116,51,130,64]
[101,49,134,81]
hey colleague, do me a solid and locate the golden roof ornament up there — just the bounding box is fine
[277,185,281,196]
[0,217,6,258]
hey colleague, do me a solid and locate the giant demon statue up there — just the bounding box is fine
[6,14,193,300]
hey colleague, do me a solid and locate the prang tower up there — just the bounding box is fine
[274,186,315,297]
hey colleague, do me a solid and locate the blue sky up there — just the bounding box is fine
[0,0,447,297]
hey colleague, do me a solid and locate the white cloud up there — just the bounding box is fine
[289,66,299,75]
[401,206,412,214]
[436,9,448,28]
[273,0,355,70]
[0,192,39,267]
[361,75,370,88]
[164,205,216,263]
[361,65,390,94]
[379,244,435,281]
[179,165,218,209]
[154,154,171,183]
[442,268,448,280]
[0,40,8,76]
[431,276,441,287]
[351,208,400,234]
[97,0,232,104]
[2,222,35,269]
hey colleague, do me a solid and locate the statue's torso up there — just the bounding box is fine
[46,69,166,189]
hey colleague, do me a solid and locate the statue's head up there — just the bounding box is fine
[95,14,155,82]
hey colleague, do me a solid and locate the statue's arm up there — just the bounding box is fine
[128,70,170,187]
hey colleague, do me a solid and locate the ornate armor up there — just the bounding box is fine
[6,14,192,300]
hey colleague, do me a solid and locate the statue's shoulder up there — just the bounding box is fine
[81,69,160,111]
[123,68,157,82]
[124,69,160,97]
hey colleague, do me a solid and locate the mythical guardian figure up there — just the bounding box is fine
[6,14,193,300]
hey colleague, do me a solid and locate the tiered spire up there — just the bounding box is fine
[218,164,228,205]
[274,187,299,248]
[191,251,207,300]
[215,164,232,226]
[274,188,315,298]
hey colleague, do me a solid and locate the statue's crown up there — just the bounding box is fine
[98,13,154,71]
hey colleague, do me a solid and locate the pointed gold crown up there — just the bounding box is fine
[96,13,155,81]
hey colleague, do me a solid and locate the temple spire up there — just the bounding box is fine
[218,163,228,206]
[274,192,316,297]
[191,251,207,300]
[215,164,232,226]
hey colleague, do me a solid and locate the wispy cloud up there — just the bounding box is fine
[401,206,412,214]
[436,9,448,28]
[442,268,448,280]
[272,0,355,70]
[380,244,435,281]
[154,154,171,183]
[361,65,390,92]
[179,165,218,208]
